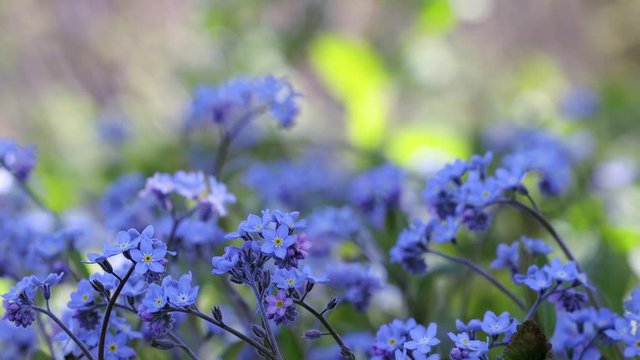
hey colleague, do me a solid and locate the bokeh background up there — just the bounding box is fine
[1,0,640,358]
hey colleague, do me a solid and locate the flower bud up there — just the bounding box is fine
[151,338,175,350]
[327,297,338,310]
[251,324,267,338]
[212,306,223,322]
[303,329,323,340]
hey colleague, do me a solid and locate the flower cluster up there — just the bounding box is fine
[140,170,236,218]
[187,75,300,130]
[371,318,440,359]
[0,139,37,181]
[2,71,639,360]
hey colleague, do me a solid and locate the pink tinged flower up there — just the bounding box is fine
[266,290,293,317]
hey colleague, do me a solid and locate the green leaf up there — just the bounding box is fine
[502,320,552,360]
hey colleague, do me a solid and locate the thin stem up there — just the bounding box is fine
[166,331,201,360]
[522,192,541,214]
[220,278,253,326]
[172,308,275,360]
[33,306,95,360]
[488,199,576,265]
[249,282,283,360]
[427,249,526,310]
[98,264,135,360]
[36,313,55,358]
[524,284,559,322]
[213,133,232,177]
[293,300,353,359]
[488,198,602,309]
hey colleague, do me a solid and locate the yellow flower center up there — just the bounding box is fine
[286,279,295,285]
[155,297,163,306]
[274,237,283,246]
[143,254,153,264]
[108,344,117,352]
[276,300,284,308]
[82,294,89,302]
[388,338,397,346]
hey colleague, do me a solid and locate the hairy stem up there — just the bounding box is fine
[173,308,276,360]
[249,282,283,360]
[427,249,526,310]
[167,330,201,360]
[33,306,95,360]
[36,313,55,358]
[293,300,353,359]
[98,264,135,360]
[524,284,560,322]
[488,198,602,309]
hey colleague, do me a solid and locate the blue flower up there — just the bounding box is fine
[404,323,440,354]
[545,258,590,287]
[261,224,296,259]
[373,323,406,353]
[130,237,168,275]
[515,265,553,291]
[521,236,553,256]
[625,287,640,315]
[141,284,167,313]
[490,242,519,272]
[560,87,599,119]
[187,75,300,129]
[300,265,329,284]
[604,316,630,341]
[273,268,305,289]
[0,139,37,181]
[273,210,307,230]
[31,272,64,299]
[431,217,459,244]
[390,220,428,274]
[495,166,526,192]
[480,311,513,336]
[198,176,236,219]
[3,276,38,302]
[459,172,500,207]
[140,172,175,208]
[166,273,199,308]
[455,319,482,333]
[104,333,136,360]
[327,263,381,312]
[105,226,153,257]
[211,246,242,275]
[447,332,488,358]
[172,171,206,199]
[238,213,269,234]
[68,280,95,309]
[349,163,404,228]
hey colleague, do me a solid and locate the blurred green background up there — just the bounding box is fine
[1,0,640,357]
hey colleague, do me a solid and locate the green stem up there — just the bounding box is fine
[427,249,526,310]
